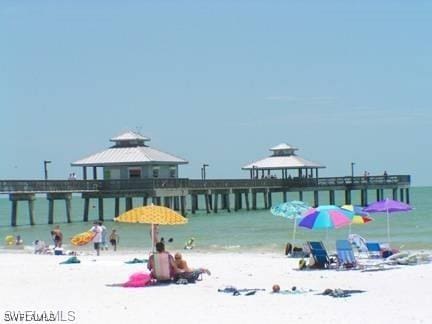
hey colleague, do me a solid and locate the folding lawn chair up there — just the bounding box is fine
[365,242,382,258]
[336,239,358,269]
[307,241,334,269]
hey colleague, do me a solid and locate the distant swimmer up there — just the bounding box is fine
[184,237,195,250]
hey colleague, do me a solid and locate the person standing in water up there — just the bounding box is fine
[150,224,160,246]
[99,221,108,250]
[90,221,102,256]
[109,229,119,251]
[51,225,63,248]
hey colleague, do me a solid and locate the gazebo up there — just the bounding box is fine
[71,131,188,180]
[242,143,325,180]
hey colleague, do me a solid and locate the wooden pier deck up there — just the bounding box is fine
[0,175,411,226]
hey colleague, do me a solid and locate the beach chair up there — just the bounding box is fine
[308,241,326,251]
[306,241,335,269]
[348,234,368,255]
[365,242,382,258]
[336,240,358,269]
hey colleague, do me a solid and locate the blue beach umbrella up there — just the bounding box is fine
[270,200,310,244]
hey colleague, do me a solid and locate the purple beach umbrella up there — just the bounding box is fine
[363,198,412,243]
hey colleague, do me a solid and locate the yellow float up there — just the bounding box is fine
[71,231,96,246]
[5,235,15,245]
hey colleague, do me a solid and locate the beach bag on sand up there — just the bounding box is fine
[382,250,393,258]
[298,259,307,270]
[123,272,151,288]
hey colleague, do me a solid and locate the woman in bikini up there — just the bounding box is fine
[174,252,211,280]
[51,225,63,248]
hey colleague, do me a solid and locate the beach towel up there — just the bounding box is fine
[218,286,265,296]
[123,272,152,288]
[319,288,365,298]
[59,256,81,264]
[124,258,148,264]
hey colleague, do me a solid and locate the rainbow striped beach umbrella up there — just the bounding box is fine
[299,205,354,230]
[341,205,373,233]
[298,205,355,243]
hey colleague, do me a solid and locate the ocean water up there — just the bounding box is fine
[0,187,431,253]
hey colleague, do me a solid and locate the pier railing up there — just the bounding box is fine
[0,180,101,194]
[189,175,410,189]
[317,175,410,187]
[0,179,191,194]
[0,175,410,194]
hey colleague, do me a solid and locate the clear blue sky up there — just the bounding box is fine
[1,1,431,186]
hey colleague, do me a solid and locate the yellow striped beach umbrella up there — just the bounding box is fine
[115,204,188,225]
[115,204,188,251]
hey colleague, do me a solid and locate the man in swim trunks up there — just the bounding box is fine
[109,229,119,251]
[147,242,178,283]
[90,221,102,256]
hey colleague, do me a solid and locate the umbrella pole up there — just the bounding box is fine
[325,228,329,247]
[386,210,390,244]
[151,224,155,253]
[292,216,297,245]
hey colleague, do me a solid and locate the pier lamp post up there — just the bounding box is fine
[202,164,209,180]
[351,162,355,179]
[44,160,52,180]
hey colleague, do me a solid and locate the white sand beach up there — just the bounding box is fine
[1,249,432,324]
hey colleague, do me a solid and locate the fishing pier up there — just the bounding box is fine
[0,131,411,226]
[0,175,410,226]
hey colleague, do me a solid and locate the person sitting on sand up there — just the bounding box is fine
[34,240,50,254]
[147,242,178,283]
[173,252,211,283]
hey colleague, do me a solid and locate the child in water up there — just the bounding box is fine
[109,229,119,251]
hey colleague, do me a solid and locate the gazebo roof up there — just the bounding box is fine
[110,131,150,142]
[71,131,188,167]
[242,143,325,170]
[270,143,298,151]
[242,156,324,170]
